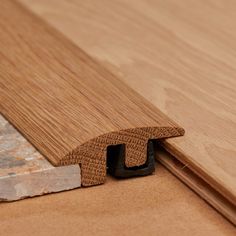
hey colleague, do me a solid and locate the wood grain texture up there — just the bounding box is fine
[19,0,236,205]
[0,0,184,186]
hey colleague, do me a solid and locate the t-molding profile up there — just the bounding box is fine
[0,0,184,186]
[59,127,184,186]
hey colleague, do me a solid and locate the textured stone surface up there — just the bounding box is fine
[0,115,81,201]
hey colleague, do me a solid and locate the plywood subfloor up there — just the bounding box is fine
[19,0,236,206]
[1,165,235,236]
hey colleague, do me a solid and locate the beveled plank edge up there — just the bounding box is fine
[162,139,236,207]
[156,146,236,225]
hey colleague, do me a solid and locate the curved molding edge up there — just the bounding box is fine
[60,127,184,186]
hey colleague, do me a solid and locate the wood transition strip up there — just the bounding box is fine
[0,0,184,186]
[17,0,236,224]
[19,0,236,218]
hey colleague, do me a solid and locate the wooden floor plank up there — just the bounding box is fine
[19,0,236,206]
[156,146,236,225]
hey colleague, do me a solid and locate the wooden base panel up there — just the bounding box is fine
[1,165,236,236]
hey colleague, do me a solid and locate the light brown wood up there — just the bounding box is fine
[1,165,236,236]
[19,0,236,206]
[0,0,184,187]
[156,147,236,224]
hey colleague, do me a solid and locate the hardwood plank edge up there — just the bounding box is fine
[162,140,236,206]
[156,147,236,225]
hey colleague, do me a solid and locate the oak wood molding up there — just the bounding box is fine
[20,0,236,208]
[0,0,184,186]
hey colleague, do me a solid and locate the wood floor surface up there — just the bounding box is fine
[19,0,236,208]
